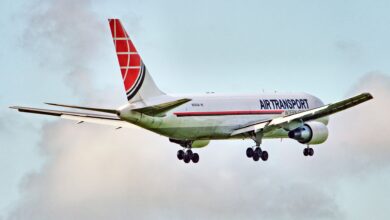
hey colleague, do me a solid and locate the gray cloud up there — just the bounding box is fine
[314,72,390,176]
[22,0,105,102]
[8,121,343,220]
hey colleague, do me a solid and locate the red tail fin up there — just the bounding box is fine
[108,19,165,102]
[109,19,145,101]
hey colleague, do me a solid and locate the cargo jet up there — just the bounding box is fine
[10,19,373,164]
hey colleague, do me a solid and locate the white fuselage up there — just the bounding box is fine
[118,92,327,141]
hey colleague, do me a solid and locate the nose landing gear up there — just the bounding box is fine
[303,146,314,156]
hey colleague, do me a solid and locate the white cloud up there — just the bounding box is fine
[8,120,343,220]
[318,72,390,176]
[22,0,106,102]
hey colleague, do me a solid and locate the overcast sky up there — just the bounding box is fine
[1,0,390,219]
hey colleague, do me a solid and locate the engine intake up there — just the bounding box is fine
[288,121,328,145]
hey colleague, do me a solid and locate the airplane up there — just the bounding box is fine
[10,19,373,164]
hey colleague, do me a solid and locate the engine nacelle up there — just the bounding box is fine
[288,121,328,145]
[192,140,210,148]
[169,139,210,148]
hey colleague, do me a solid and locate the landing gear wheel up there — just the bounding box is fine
[254,147,262,155]
[303,148,314,157]
[191,153,199,163]
[308,148,314,156]
[183,154,191,163]
[261,151,268,161]
[177,150,185,160]
[253,153,260,161]
[246,148,254,158]
[303,148,308,156]
[186,149,193,157]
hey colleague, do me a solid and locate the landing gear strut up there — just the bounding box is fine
[303,146,314,157]
[247,131,268,162]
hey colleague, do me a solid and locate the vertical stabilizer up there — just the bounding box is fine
[108,19,165,102]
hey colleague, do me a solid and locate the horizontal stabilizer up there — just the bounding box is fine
[132,98,191,116]
[45,103,118,114]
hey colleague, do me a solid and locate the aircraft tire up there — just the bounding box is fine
[246,148,254,158]
[253,153,260,161]
[309,148,314,156]
[261,151,268,161]
[177,150,185,160]
[303,148,308,156]
[183,154,191,163]
[191,153,199,163]
[254,147,262,155]
[186,149,193,157]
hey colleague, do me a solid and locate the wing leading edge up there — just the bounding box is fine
[231,93,373,136]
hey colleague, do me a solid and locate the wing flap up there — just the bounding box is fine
[231,120,270,136]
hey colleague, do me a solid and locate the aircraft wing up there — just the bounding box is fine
[9,106,137,129]
[231,93,373,136]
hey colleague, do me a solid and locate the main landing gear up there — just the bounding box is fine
[303,146,314,157]
[177,149,199,163]
[246,147,268,161]
[247,131,268,162]
[169,139,200,164]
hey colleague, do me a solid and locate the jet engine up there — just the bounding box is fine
[288,121,328,145]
